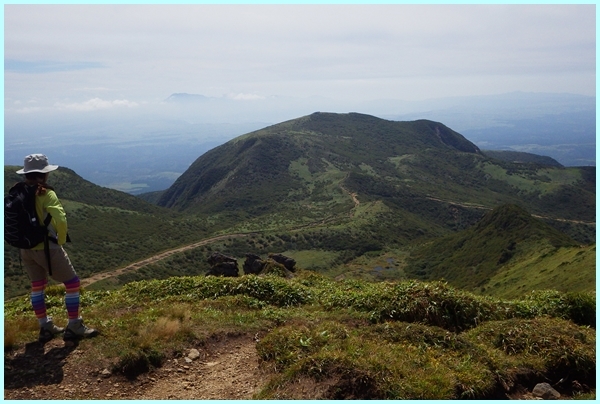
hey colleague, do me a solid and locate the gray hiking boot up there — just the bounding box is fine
[63,318,99,341]
[39,317,65,343]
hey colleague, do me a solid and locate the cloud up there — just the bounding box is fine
[3,5,595,106]
[55,98,139,111]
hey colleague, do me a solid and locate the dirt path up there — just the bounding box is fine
[340,185,360,217]
[425,196,595,226]
[139,335,267,400]
[4,333,269,400]
[80,233,256,288]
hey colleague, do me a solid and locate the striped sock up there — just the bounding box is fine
[64,276,81,321]
[31,279,48,325]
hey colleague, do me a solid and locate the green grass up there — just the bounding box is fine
[484,244,596,298]
[479,162,582,195]
[5,272,594,399]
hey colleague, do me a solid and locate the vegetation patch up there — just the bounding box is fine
[4,272,595,399]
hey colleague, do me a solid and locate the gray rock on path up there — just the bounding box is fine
[188,349,201,360]
[532,383,560,400]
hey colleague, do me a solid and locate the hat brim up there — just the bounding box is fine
[16,165,59,175]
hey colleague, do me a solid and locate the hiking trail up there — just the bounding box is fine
[4,333,270,400]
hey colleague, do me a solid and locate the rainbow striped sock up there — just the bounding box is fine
[31,279,48,325]
[64,276,81,321]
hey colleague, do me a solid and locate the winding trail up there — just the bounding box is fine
[424,196,595,226]
[80,233,256,288]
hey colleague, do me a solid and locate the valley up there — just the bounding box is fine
[79,191,594,292]
[4,112,595,400]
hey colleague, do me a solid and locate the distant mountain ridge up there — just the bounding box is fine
[165,93,210,102]
[482,150,562,167]
[155,112,594,244]
[157,112,482,212]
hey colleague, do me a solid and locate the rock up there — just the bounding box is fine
[532,383,560,400]
[207,252,237,266]
[207,252,239,277]
[268,253,296,272]
[207,261,239,277]
[101,368,111,378]
[243,253,266,275]
[188,348,201,360]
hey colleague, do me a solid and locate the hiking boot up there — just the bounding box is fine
[39,317,64,343]
[63,318,99,341]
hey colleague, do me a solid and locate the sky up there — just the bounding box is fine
[4,4,596,120]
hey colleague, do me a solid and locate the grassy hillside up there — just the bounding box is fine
[4,272,595,399]
[4,114,594,301]
[483,150,563,167]
[155,113,595,245]
[4,114,595,398]
[4,167,212,299]
[403,204,588,292]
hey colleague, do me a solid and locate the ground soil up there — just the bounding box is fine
[3,332,589,400]
[4,333,271,400]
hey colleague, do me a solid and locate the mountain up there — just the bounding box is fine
[5,111,596,397]
[404,204,594,298]
[482,150,562,167]
[155,112,594,244]
[4,113,594,300]
[384,92,596,167]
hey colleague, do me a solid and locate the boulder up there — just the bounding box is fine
[268,253,296,272]
[206,261,239,277]
[206,252,239,277]
[207,252,237,266]
[243,253,266,275]
[532,383,560,400]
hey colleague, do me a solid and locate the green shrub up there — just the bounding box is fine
[113,348,164,380]
[463,317,596,385]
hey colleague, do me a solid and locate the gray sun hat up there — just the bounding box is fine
[16,154,59,175]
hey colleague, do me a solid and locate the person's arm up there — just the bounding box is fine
[43,190,68,245]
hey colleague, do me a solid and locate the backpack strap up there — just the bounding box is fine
[44,232,53,277]
[41,213,53,276]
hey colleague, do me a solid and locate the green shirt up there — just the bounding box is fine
[33,189,68,249]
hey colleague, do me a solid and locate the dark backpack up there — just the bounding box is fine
[4,182,58,276]
[4,182,52,249]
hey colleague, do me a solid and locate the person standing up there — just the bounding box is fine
[14,154,97,343]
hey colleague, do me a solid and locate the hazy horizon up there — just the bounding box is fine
[4,5,595,193]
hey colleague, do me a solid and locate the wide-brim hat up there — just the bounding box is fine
[16,154,59,174]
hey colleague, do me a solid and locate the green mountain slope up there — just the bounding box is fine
[404,204,594,297]
[482,150,563,167]
[4,113,594,302]
[156,112,594,244]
